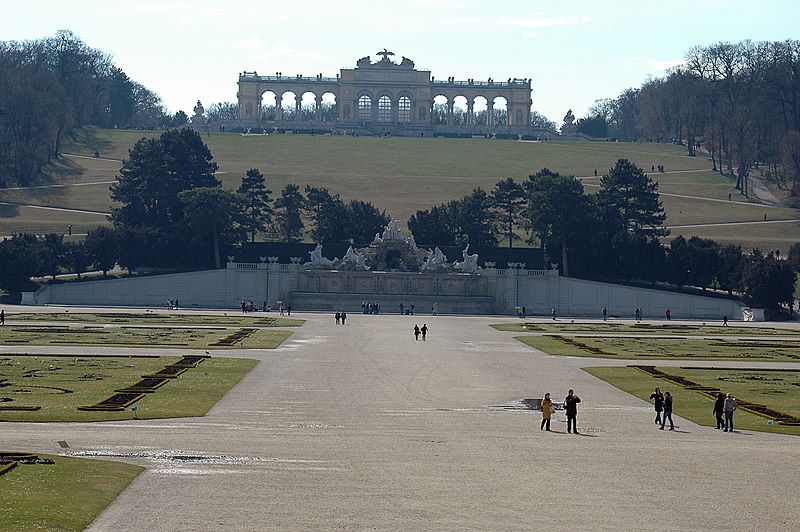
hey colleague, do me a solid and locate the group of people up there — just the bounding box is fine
[539,390,582,434]
[652,164,666,173]
[166,298,179,310]
[240,300,260,313]
[362,301,381,314]
[334,311,347,325]
[399,302,415,315]
[413,324,429,341]
[650,387,739,432]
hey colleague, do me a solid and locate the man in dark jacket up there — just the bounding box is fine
[565,389,581,434]
[713,392,725,429]
[649,387,664,425]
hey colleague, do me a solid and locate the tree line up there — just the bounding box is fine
[1,128,797,315]
[573,39,800,201]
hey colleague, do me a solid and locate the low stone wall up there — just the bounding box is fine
[27,263,744,319]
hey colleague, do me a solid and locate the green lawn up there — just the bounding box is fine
[8,312,304,327]
[584,365,800,436]
[0,127,792,250]
[515,335,800,362]
[0,354,258,422]
[492,322,799,336]
[0,454,143,530]
[0,324,292,349]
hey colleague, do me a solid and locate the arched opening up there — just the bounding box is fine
[357,94,372,120]
[397,95,412,122]
[432,95,448,125]
[377,95,392,122]
[472,96,488,126]
[493,96,508,127]
[300,91,317,121]
[453,95,468,126]
[280,91,297,121]
[260,91,277,120]
[321,92,337,122]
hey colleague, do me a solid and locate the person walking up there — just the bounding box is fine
[551,308,557,320]
[601,307,607,321]
[335,312,341,325]
[713,392,726,429]
[659,391,674,430]
[432,303,438,316]
[665,307,671,320]
[286,304,292,316]
[0,309,4,326]
[565,389,581,434]
[723,315,728,326]
[540,393,553,431]
[723,393,737,432]
[421,324,428,341]
[413,324,420,340]
[650,387,664,425]
[340,311,346,325]
[399,302,405,315]
[521,305,526,319]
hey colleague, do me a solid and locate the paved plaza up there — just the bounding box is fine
[3,308,800,531]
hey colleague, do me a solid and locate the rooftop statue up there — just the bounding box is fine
[356,56,371,68]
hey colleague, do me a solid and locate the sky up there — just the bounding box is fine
[4,0,800,122]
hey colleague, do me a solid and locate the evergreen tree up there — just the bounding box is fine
[345,200,391,247]
[490,177,526,248]
[237,168,273,243]
[456,188,497,250]
[304,186,347,243]
[274,184,305,243]
[597,159,667,240]
[408,202,460,246]
[110,128,219,229]
[741,250,796,314]
[84,226,119,276]
[179,188,249,269]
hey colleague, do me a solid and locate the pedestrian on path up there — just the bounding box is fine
[602,307,607,321]
[650,387,664,425]
[0,309,4,326]
[565,389,581,434]
[551,308,556,320]
[540,393,553,431]
[414,324,420,341]
[340,311,346,325]
[723,393,737,432]
[421,324,428,340]
[432,303,438,316]
[400,302,405,315]
[335,312,341,325]
[713,392,726,429]
[665,307,671,320]
[659,392,674,430]
[723,315,728,326]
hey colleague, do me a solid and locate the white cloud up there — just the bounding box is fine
[500,13,590,29]
[632,56,685,72]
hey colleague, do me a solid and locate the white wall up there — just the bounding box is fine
[30,264,744,319]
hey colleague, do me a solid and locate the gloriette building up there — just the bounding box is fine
[236,50,545,137]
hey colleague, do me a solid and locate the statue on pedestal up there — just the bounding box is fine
[561,109,576,136]
[304,244,335,269]
[192,100,206,124]
[421,247,449,272]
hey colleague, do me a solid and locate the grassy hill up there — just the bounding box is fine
[0,128,797,251]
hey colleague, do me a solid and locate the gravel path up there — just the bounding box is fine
[3,311,799,531]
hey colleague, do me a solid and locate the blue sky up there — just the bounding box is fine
[5,0,799,122]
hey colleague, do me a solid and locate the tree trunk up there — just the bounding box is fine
[213,225,221,269]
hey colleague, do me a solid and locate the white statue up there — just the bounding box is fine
[406,234,419,252]
[421,246,448,271]
[382,219,405,241]
[304,243,334,268]
[454,244,480,273]
[371,232,383,245]
[342,245,370,270]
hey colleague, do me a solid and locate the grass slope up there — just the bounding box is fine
[0,454,143,530]
[0,128,795,251]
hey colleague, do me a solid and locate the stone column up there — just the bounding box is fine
[447,101,454,126]
[467,101,474,126]
[275,95,283,121]
[488,102,494,128]
[295,94,302,121]
[315,95,323,122]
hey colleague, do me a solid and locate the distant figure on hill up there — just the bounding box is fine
[413,324,420,340]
